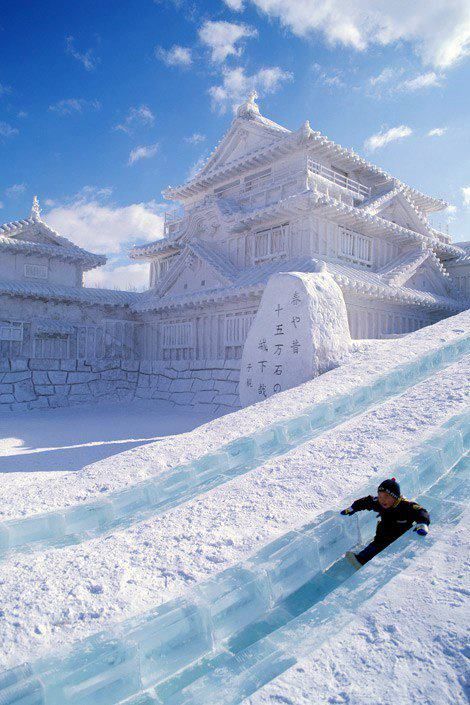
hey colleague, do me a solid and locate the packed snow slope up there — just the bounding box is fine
[0,310,468,675]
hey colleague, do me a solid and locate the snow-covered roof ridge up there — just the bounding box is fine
[446,241,470,264]
[379,246,451,287]
[187,239,240,282]
[163,99,446,212]
[0,198,105,271]
[0,278,139,306]
[132,254,463,314]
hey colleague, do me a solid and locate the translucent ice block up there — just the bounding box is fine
[5,512,65,549]
[305,514,359,570]
[443,411,470,451]
[166,640,295,705]
[118,693,161,705]
[248,532,321,602]
[37,637,141,705]
[124,599,213,688]
[191,453,229,479]
[224,437,256,470]
[269,595,355,657]
[198,566,272,641]
[328,393,352,418]
[417,493,465,526]
[406,447,444,492]
[348,385,373,412]
[305,401,333,431]
[424,468,469,505]
[0,677,44,705]
[0,524,9,557]
[0,665,33,693]
[355,507,378,545]
[253,426,287,459]
[282,415,311,445]
[110,486,152,522]
[424,429,464,470]
[154,650,231,703]
[389,462,421,499]
[63,500,113,537]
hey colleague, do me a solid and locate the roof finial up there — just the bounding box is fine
[30,195,41,221]
[236,90,260,118]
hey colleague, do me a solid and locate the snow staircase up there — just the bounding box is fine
[0,333,469,560]
[0,410,468,705]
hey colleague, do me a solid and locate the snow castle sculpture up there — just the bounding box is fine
[240,266,352,406]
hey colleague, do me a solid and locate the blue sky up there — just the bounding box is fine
[1,0,469,288]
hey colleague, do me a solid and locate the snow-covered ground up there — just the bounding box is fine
[0,311,468,705]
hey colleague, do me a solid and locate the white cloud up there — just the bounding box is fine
[428,127,447,137]
[49,98,101,116]
[399,71,442,91]
[156,45,192,67]
[44,188,165,255]
[128,143,159,166]
[462,186,470,206]
[65,36,99,71]
[209,66,292,113]
[368,67,402,86]
[115,105,155,134]
[184,132,206,144]
[241,0,470,69]
[85,261,149,290]
[0,121,19,138]
[17,111,28,118]
[5,183,26,198]
[0,82,11,97]
[311,63,345,88]
[364,125,413,151]
[198,20,257,62]
[223,0,245,10]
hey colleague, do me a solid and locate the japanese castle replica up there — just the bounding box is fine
[1,93,469,412]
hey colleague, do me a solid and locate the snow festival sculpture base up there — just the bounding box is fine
[240,265,352,406]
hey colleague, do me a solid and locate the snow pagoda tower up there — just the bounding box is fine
[131,93,464,363]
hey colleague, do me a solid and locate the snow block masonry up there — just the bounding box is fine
[0,410,467,705]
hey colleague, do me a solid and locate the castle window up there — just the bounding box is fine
[24,263,48,279]
[0,321,23,342]
[254,223,289,263]
[162,320,194,360]
[224,313,255,358]
[338,228,372,266]
[34,334,70,359]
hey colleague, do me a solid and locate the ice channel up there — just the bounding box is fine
[0,335,468,560]
[0,409,467,705]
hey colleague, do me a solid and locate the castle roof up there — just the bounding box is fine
[0,198,105,271]
[0,277,139,307]
[164,96,446,213]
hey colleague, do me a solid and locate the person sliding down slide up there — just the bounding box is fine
[340,478,430,570]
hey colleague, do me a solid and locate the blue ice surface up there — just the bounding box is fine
[253,425,288,459]
[4,513,65,550]
[304,513,359,571]
[444,411,470,451]
[281,415,311,445]
[0,677,45,705]
[304,400,333,430]
[247,532,321,602]
[198,566,272,641]
[63,500,113,537]
[34,636,141,705]
[224,437,256,471]
[424,428,464,470]
[0,523,10,557]
[122,599,213,688]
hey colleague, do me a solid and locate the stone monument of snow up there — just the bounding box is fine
[239,265,352,406]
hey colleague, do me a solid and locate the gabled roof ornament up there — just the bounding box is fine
[297,119,312,142]
[30,195,41,221]
[236,90,260,118]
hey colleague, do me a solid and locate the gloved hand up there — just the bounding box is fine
[413,523,429,536]
[340,507,355,516]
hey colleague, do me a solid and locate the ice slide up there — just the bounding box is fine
[0,410,467,705]
[0,333,468,560]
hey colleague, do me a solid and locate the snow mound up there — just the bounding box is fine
[240,268,352,406]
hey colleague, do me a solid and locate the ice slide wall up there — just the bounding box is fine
[0,332,468,559]
[0,372,468,701]
[0,412,467,705]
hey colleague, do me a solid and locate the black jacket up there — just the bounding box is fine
[351,495,430,547]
